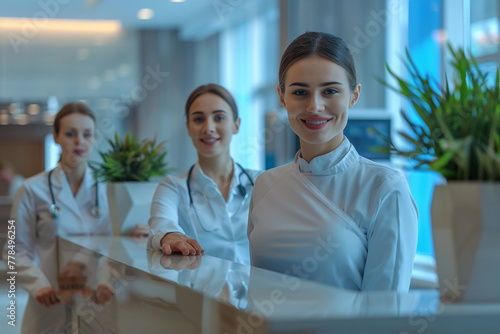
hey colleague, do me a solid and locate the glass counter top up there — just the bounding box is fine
[57,236,500,334]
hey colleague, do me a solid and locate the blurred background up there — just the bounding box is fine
[0,0,499,291]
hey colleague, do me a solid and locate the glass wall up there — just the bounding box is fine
[471,0,500,87]
[220,2,279,170]
[0,24,139,176]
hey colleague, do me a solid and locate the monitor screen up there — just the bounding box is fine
[344,119,391,160]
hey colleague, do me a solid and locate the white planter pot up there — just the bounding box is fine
[107,182,158,236]
[431,182,500,302]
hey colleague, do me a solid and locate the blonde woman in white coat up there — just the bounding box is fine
[4,102,112,334]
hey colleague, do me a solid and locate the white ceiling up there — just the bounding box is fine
[0,0,219,29]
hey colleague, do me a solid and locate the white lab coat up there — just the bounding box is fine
[248,138,418,291]
[148,161,260,265]
[8,173,25,198]
[3,164,111,334]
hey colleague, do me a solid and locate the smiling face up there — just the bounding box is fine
[186,93,240,159]
[53,113,96,169]
[278,55,361,161]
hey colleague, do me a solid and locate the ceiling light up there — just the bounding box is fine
[137,8,154,20]
[0,18,121,33]
[170,0,186,2]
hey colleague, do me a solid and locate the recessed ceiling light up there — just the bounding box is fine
[137,8,154,20]
[170,0,186,2]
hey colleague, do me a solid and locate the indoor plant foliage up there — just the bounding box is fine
[380,45,500,181]
[94,131,170,236]
[380,46,500,302]
[94,131,169,182]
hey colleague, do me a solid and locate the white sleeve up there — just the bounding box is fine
[147,177,186,250]
[3,184,52,296]
[361,174,418,291]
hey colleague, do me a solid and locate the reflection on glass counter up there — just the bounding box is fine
[57,236,500,334]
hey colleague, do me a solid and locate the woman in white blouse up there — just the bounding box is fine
[248,32,418,291]
[148,84,260,265]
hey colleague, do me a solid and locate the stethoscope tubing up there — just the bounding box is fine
[186,162,254,205]
[47,166,101,218]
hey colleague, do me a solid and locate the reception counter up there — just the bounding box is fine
[57,236,500,334]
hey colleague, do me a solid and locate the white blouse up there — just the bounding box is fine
[248,138,418,291]
[148,161,260,265]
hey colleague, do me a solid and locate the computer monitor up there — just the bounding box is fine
[344,118,391,161]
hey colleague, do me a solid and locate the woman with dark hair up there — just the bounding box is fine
[248,32,418,291]
[3,102,113,333]
[148,83,260,265]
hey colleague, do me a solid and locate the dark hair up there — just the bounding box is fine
[279,32,357,92]
[185,84,238,122]
[54,102,96,134]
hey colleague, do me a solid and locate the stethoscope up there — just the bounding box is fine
[186,163,254,223]
[48,167,102,218]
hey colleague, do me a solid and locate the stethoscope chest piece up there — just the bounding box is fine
[48,167,101,219]
[90,206,102,218]
[49,203,61,218]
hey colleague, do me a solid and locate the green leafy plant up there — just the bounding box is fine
[377,45,500,181]
[93,131,170,182]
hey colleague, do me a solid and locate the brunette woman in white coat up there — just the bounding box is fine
[248,32,418,291]
[4,102,112,333]
[148,84,260,265]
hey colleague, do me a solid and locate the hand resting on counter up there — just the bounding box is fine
[160,232,204,256]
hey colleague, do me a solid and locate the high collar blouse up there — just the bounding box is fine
[248,137,418,291]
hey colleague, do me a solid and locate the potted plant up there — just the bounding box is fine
[93,131,171,236]
[379,45,500,302]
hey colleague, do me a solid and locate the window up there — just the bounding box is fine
[219,2,279,171]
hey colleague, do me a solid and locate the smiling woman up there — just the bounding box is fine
[147,84,261,265]
[248,32,418,292]
[279,55,361,162]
